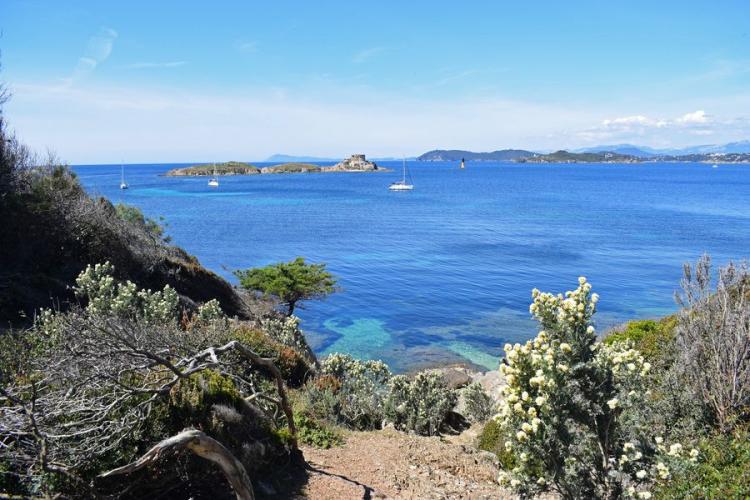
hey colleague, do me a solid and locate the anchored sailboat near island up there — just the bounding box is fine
[388,158,414,191]
[208,163,220,187]
[119,163,128,190]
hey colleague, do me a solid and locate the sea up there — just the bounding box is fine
[72,161,750,373]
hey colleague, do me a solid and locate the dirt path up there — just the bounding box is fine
[297,428,514,499]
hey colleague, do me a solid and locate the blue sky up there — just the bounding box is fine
[1,0,749,163]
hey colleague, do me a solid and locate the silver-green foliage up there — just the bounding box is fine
[73,261,178,324]
[462,381,495,423]
[315,353,391,430]
[261,314,317,364]
[384,371,457,435]
[674,255,750,432]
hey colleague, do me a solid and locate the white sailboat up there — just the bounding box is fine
[208,163,220,187]
[389,158,414,191]
[119,163,128,190]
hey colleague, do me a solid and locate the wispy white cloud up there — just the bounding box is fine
[687,59,750,83]
[235,40,258,53]
[574,109,750,146]
[353,47,384,64]
[121,61,188,69]
[65,27,118,85]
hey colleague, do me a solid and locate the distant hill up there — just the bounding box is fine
[518,150,640,163]
[575,144,659,158]
[370,156,418,161]
[417,149,537,161]
[578,140,750,157]
[265,154,340,163]
[518,150,750,163]
[667,140,750,155]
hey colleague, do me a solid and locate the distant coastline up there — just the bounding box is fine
[417,148,750,164]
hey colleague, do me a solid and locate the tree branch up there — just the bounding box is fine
[99,429,255,500]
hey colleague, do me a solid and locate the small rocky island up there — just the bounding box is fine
[321,154,383,172]
[165,154,386,177]
[165,161,261,176]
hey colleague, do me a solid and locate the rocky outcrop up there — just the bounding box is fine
[165,162,261,176]
[322,154,380,172]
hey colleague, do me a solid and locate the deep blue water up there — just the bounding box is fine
[73,161,750,372]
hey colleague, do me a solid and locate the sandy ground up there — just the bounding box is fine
[295,428,514,499]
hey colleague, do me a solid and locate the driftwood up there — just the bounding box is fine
[99,429,255,500]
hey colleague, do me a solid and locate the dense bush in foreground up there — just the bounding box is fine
[654,425,750,499]
[0,264,303,498]
[485,257,750,498]
[494,277,696,498]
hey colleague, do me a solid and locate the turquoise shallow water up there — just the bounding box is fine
[73,161,750,372]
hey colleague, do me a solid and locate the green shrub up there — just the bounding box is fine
[605,318,677,367]
[478,418,517,471]
[655,427,750,499]
[300,353,392,430]
[384,371,457,435]
[462,381,495,423]
[260,314,317,364]
[115,202,170,242]
[230,324,311,387]
[294,414,344,449]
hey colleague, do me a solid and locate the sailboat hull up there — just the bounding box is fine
[389,159,413,191]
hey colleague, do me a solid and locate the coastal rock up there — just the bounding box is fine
[429,365,474,389]
[321,154,379,172]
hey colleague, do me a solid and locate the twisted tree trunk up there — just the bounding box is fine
[99,429,255,500]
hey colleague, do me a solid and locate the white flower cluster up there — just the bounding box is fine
[321,352,390,381]
[196,299,225,322]
[73,262,179,324]
[528,276,599,336]
[494,277,698,497]
[261,315,310,355]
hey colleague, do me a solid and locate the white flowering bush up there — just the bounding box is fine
[495,277,698,498]
[73,262,178,324]
[260,314,315,362]
[384,371,457,435]
[196,299,225,322]
[309,353,392,430]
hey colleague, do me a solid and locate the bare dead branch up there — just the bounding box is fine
[99,429,254,500]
